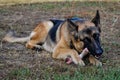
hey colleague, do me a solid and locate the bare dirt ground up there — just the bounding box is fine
[0,1,120,79]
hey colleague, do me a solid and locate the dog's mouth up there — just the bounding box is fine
[86,49,102,59]
[87,48,102,59]
[95,54,101,59]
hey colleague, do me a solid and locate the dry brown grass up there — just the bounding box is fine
[0,0,119,6]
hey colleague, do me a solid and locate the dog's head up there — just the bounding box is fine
[67,10,103,58]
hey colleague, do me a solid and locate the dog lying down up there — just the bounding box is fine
[66,48,89,64]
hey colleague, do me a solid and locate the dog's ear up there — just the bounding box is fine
[92,10,101,32]
[67,19,78,34]
[92,10,100,26]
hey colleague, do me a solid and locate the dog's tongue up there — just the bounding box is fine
[65,57,72,64]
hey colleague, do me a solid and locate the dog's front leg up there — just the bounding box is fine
[52,48,85,66]
[89,55,102,67]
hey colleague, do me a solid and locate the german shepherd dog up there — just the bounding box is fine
[3,10,103,66]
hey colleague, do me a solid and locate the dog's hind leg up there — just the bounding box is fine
[26,42,44,51]
[25,36,45,51]
[26,21,53,50]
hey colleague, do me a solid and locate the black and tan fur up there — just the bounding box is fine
[3,10,103,66]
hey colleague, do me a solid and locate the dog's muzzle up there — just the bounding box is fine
[94,48,103,58]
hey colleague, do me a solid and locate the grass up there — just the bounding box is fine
[0,1,120,80]
[0,0,119,6]
[0,0,63,5]
[53,68,120,80]
[0,0,86,6]
[8,68,31,80]
[4,67,120,80]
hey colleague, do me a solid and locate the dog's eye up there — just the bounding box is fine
[74,35,78,41]
[74,33,79,41]
[93,33,100,40]
[84,37,91,42]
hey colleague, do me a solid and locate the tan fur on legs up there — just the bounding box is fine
[26,21,53,49]
[89,55,102,67]
[26,41,43,49]
[52,48,85,66]
[52,39,85,66]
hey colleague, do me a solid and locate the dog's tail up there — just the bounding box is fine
[3,30,30,43]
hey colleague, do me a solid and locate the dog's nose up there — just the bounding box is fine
[96,48,103,55]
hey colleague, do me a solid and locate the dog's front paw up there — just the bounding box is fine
[95,60,102,67]
[90,58,102,67]
[78,59,85,66]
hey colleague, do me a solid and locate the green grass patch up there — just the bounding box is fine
[52,67,120,80]
[4,67,120,80]
[4,68,31,80]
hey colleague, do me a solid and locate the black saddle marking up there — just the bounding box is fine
[48,17,85,42]
[49,19,63,42]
